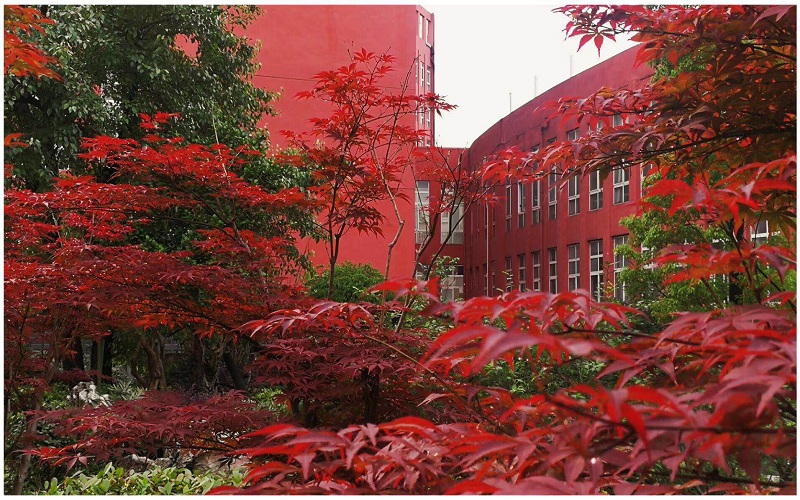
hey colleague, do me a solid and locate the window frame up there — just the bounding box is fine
[568,243,580,291]
[589,239,603,301]
[613,235,629,302]
[589,170,603,211]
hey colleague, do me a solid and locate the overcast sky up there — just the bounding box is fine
[429,4,636,147]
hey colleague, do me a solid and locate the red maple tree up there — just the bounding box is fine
[214,5,796,494]
[7,5,796,495]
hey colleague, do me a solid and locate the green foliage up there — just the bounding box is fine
[5,5,274,191]
[306,261,385,303]
[105,379,144,402]
[251,386,289,416]
[37,463,244,495]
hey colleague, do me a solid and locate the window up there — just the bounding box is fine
[425,18,430,45]
[548,170,558,219]
[505,257,513,292]
[641,163,654,193]
[426,108,431,129]
[568,175,580,215]
[590,239,603,301]
[426,66,432,92]
[613,165,630,204]
[751,220,770,246]
[532,251,541,291]
[612,115,630,204]
[441,265,463,302]
[567,128,579,142]
[568,244,580,291]
[547,139,557,219]
[564,130,579,216]
[419,61,425,93]
[418,14,424,38]
[505,183,512,231]
[613,235,629,302]
[517,182,526,228]
[518,253,527,291]
[548,247,558,293]
[415,181,430,244]
[441,203,464,244]
[589,170,603,210]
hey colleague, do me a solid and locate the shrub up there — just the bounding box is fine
[38,463,244,495]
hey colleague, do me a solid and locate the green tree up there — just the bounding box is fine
[4,5,274,191]
[4,5,317,387]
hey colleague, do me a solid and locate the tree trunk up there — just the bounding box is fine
[361,368,380,424]
[223,347,248,392]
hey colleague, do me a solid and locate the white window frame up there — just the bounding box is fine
[568,243,580,291]
[441,264,463,302]
[613,235,629,302]
[566,128,580,216]
[505,256,513,292]
[418,13,424,38]
[425,18,431,45]
[589,239,603,301]
[548,170,558,220]
[426,65,432,92]
[568,175,580,215]
[505,182,512,232]
[641,163,654,194]
[532,251,541,291]
[415,181,430,243]
[518,253,527,292]
[441,202,464,244]
[589,170,603,211]
[517,181,526,228]
[548,247,558,293]
[613,165,630,204]
[419,60,425,93]
[612,115,630,205]
[751,220,770,246]
[531,179,541,224]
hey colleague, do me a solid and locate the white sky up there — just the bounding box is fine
[429,4,636,147]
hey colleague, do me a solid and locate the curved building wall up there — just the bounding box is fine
[461,47,652,299]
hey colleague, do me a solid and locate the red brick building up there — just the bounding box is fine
[459,47,652,299]
[243,6,652,302]
[241,5,436,279]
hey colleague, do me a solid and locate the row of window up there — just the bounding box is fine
[418,13,432,45]
[499,167,631,232]
[475,235,630,302]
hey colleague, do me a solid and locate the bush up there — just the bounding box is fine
[38,463,244,495]
[306,262,384,302]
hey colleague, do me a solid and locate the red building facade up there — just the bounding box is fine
[243,6,653,302]
[241,5,436,279]
[459,47,652,299]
